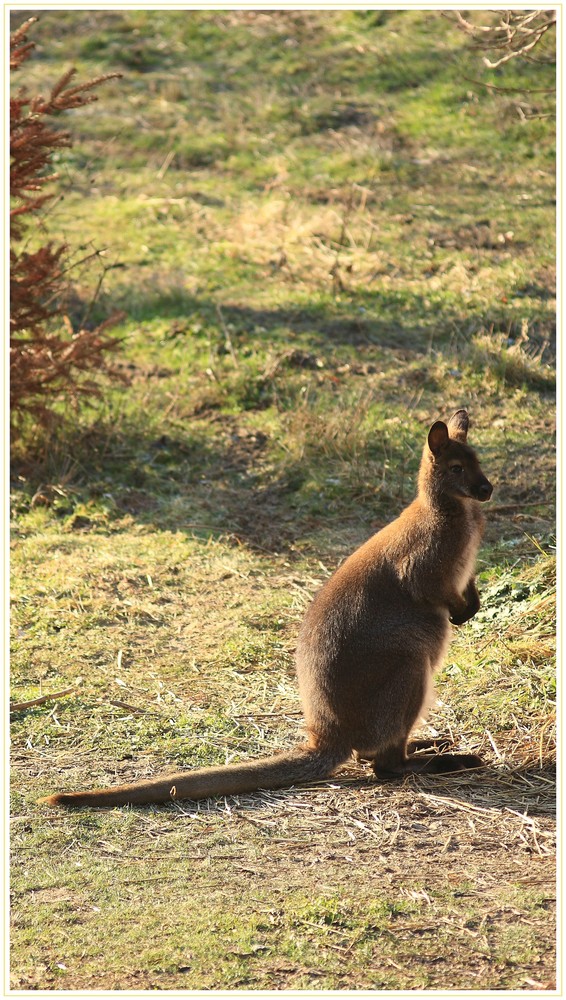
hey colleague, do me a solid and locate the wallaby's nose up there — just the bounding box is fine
[478,480,493,501]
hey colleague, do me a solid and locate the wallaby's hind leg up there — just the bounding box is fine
[372,740,483,778]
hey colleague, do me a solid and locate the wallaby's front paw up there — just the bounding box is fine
[449,580,481,625]
[449,604,473,626]
[449,609,467,626]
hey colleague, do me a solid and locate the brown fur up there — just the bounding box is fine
[39,409,492,808]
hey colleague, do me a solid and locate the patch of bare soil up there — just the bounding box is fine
[428,222,518,251]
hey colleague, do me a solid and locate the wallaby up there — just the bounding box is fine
[39,409,493,808]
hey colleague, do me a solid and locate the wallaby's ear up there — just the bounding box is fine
[447,409,469,443]
[428,420,449,455]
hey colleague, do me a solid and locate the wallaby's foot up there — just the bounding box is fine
[373,751,484,779]
[356,738,453,767]
[415,752,484,773]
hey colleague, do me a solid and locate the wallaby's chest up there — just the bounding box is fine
[434,509,483,590]
[387,505,483,600]
[452,533,480,590]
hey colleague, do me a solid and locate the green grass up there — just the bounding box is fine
[10,869,554,990]
[10,9,556,993]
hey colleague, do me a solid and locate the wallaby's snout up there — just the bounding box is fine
[476,477,493,502]
[465,462,493,503]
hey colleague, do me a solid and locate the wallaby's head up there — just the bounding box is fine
[419,409,493,504]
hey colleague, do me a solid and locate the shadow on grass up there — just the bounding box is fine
[59,760,555,820]
[92,285,443,351]
[11,286,554,554]
[405,760,557,821]
[11,417,382,557]
[102,284,556,356]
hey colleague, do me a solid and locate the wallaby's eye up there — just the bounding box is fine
[450,464,464,474]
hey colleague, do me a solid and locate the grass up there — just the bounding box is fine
[10,9,556,993]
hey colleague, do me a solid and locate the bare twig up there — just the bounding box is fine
[109,700,153,715]
[10,687,75,712]
[231,711,303,720]
[446,10,556,69]
[461,76,555,96]
[157,148,175,179]
[489,501,553,513]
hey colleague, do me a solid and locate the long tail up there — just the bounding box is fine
[37,744,350,808]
